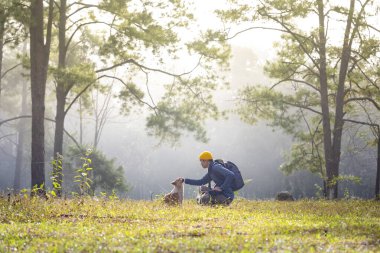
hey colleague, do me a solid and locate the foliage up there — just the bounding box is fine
[221,0,380,197]
[0,197,379,252]
[328,175,362,189]
[67,147,129,195]
[50,153,63,196]
[238,85,326,177]
[44,0,231,147]
[73,149,93,196]
[0,0,28,49]
[89,0,231,143]
[51,63,97,93]
[146,77,221,143]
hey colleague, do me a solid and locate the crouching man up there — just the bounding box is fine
[179,151,235,205]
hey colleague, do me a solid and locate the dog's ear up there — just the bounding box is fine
[171,180,176,185]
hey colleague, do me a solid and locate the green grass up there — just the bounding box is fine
[0,197,379,252]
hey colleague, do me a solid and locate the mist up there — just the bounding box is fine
[0,0,378,201]
[1,44,375,200]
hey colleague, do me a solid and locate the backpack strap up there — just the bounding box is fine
[207,161,217,189]
[208,164,212,189]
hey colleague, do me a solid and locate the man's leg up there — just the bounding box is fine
[211,193,232,205]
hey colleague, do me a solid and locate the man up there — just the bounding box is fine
[181,151,235,205]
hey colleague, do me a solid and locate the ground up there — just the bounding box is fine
[0,196,379,252]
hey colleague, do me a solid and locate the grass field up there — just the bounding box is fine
[0,196,379,252]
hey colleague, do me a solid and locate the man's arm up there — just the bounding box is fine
[184,173,211,186]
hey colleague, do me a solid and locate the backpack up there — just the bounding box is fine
[215,159,244,191]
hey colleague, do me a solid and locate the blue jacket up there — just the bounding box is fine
[184,161,235,200]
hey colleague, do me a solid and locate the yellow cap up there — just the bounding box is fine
[199,151,213,160]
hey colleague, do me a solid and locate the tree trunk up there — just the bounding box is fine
[13,75,28,192]
[53,0,67,197]
[30,0,53,195]
[30,0,46,193]
[329,0,356,199]
[317,0,335,199]
[53,85,65,196]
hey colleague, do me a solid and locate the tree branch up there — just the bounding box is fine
[44,0,54,60]
[367,23,380,33]
[66,5,98,19]
[0,133,17,142]
[1,63,22,79]
[281,101,322,115]
[344,97,380,111]
[0,116,81,150]
[343,118,379,128]
[241,98,323,116]
[66,17,85,31]
[225,26,287,40]
[270,78,320,92]
[73,2,121,16]
[95,57,202,78]
[299,109,324,176]
[257,10,320,70]
[348,0,371,48]
[64,76,103,116]
[356,64,379,90]
[65,21,110,51]
[66,1,80,9]
[141,69,157,112]
[101,75,157,111]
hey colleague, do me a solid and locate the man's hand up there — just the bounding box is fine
[177,177,184,183]
[214,186,222,192]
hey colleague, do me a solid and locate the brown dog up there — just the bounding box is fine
[164,178,184,205]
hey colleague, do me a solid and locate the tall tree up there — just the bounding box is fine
[218,0,380,199]
[51,0,97,196]
[29,0,54,194]
[49,0,230,196]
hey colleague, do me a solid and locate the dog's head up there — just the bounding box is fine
[171,178,184,187]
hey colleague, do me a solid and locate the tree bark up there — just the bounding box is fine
[329,0,356,199]
[53,85,65,196]
[30,0,53,195]
[317,0,335,199]
[53,0,67,197]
